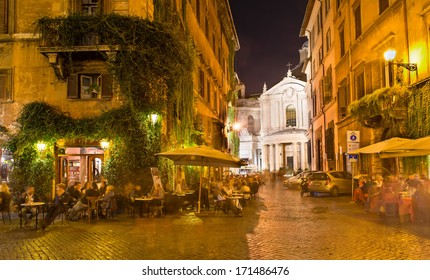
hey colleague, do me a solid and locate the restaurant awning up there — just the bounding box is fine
[348,137,412,154]
[379,136,430,158]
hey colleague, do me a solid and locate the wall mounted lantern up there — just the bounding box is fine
[100,140,110,150]
[384,49,418,86]
[150,113,159,125]
[36,142,46,153]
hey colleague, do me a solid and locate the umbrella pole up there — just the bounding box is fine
[197,166,202,213]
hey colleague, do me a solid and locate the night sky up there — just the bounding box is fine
[229,0,308,94]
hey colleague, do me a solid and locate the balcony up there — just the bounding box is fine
[37,15,122,79]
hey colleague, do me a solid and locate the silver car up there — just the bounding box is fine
[283,171,315,189]
[307,171,353,196]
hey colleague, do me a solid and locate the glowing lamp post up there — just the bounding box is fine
[384,49,417,86]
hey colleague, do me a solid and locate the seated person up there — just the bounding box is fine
[99,185,115,217]
[0,183,11,208]
[150,183,165,217]
[42,183,71,230]
[18,185,42,226]
[129,184,146,216]
[66,181,82,208]
[68,181,100,221]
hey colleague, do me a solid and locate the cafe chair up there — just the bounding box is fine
[0,196,12,224]
[213,199,226,216]
[86,196,99,222]
[106,196,118,219]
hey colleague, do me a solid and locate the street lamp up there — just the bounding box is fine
[36,142,46,153]
[100,140,110,150]
[150,113,159,125]
[384,49,418,86]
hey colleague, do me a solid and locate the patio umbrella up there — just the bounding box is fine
[156,145,243,213]
[348,137,412,154]
[379,136,430,158]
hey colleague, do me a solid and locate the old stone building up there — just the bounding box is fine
[0,0,239,188]
[301,0,430,176]
[235,43,310,173]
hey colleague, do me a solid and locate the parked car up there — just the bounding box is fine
[306,171,353,196]
[283,171,315,189]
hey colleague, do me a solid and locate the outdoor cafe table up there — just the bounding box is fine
[398,195,413,223]
[134,197,153,217]
[19,202,45,230]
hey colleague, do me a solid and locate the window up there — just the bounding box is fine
[198,69,204,98]
[325,122,335,161]
[206,80,211,105]
[247,115,255,134]
[67,73,112,99]
[0,0,8,34]
[326,29,331,52]
[379,0,389,15]
[354,4,362,39]
[324,66,333,104]
[82,0,100,15]
[339,27,345,57]
[355,71,365,100]
[336,0,343,10]
[325,0,331,16]
[0,68,11,101]
[337,79,349,118]
[365,61,385,93]
[286,105,297,127]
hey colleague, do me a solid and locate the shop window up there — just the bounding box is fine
[67,73,112,99]
[0,68,12,101]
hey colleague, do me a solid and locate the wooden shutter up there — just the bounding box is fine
[67,74,79,99]
[101,74,113,98]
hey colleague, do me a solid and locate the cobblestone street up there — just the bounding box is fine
[1,180,430,260]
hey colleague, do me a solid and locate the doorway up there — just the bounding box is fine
[57,147,105,185]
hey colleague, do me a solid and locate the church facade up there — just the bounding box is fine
[235,68,310,173]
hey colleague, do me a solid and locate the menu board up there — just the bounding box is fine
[150,167,163,191]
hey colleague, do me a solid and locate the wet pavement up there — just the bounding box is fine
[1,180,430,260]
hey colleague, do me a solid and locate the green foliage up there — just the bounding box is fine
[406,82,430,138]
[7,14,196,194]
[348,85,410,137]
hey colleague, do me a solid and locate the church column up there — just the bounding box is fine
[278,143,285,170]
[262,145,268,171]
[293,142,298,171]
[274,143,280,172]
[301,141,306,171]
[269,144,275,172]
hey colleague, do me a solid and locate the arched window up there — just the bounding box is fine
[286,105,296,127]
[247,115,255,134]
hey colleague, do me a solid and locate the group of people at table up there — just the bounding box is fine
[1,173,263,229]
[13,180,116,230]
[353,173,430,222]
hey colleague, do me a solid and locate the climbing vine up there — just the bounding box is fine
[7,13,196,196]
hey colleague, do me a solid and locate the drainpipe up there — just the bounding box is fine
[402,0,412,83]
